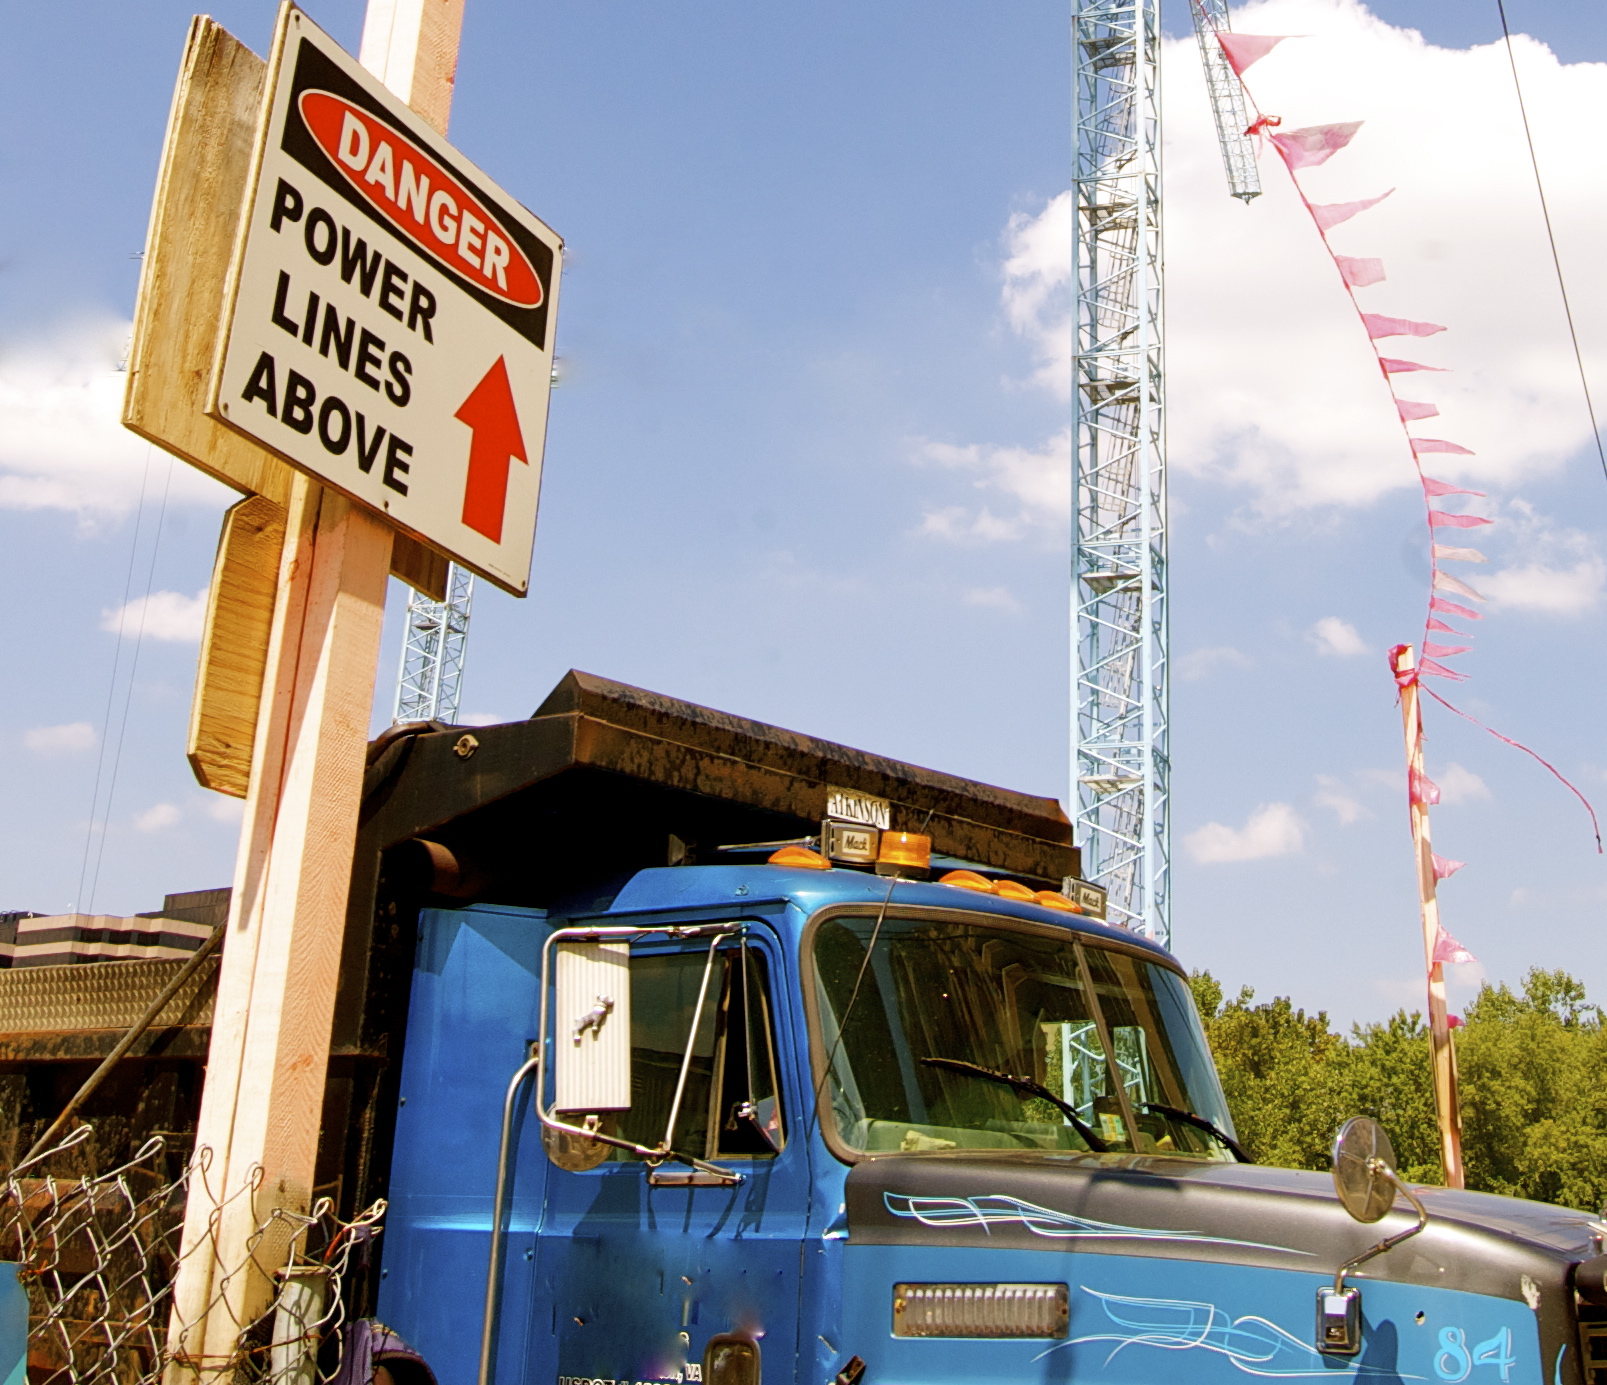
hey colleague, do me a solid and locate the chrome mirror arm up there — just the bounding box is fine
[1332,1159,1429,1295]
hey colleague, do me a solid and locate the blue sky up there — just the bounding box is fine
[2,0,1605,1027]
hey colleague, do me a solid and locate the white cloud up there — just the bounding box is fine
[204,795,245,823]
[962,586,1023,615]
[1437,761,1491,804]
[1308,616,1368,657]
[24,722,96,754]
[1176,645,1251,681]
[990,1,1607,516]
[1484,556,1605,615]
[1185,802,1306,863]
[101,587,209,643]
[459,713,507,727]
[1315,774,1369,824]
[0,320,228,516]
[134,803,182,832]
[915,431,1069,542]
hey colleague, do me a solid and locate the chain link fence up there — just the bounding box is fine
[2,1126,384,1385]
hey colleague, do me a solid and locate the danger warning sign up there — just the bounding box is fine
[210,6,562,594]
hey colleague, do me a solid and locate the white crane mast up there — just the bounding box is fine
[394,562,475,725]
[1072,0,1258,946]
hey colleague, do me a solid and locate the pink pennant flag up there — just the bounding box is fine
[1424,642,1472,658]
[1272,121,1363,170]
[1428,511,1493,529]
[1410,769,1441,805]
[1217,33,1292,77]
[1426,618,1467,635]
[1412,439,1475,456]
[1435,571,1488,601]
[1448,1013,1464,1028]
[1336,255,1386,288]
[1431,596,1483,620]
[1433,544,1487,562]
[1432,853,1466,880]
[1396,399,1439,421]
[1423,478,1484,498]
[1419,657,1469,681]
[1431,924,1478,966]
[1380,357,1447,374]
[1311,190,1394,232]
[1363,313,1446,339]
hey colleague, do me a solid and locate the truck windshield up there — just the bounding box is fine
[809,912,1236,1160]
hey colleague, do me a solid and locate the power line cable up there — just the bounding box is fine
[86,453,176,913]
[74,445,155,913]
[1495,0,1607,486]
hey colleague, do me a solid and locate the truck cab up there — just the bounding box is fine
[339,674,1604,1385]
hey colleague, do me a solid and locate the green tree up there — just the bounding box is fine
[1192,967,1607,1209]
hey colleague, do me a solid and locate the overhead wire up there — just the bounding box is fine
[74,445,156,913]
[85,453,177,913]
[1495,0,1607,487]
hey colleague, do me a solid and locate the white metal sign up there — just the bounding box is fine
[210,5,562,595]
[825,786,891,830]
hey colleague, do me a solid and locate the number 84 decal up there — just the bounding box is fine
[1435,1326,1517,1383]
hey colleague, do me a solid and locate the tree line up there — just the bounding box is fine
[1190,968,1607,1209]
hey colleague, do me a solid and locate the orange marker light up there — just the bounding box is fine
[877,832,931,871]
[993,879,1035,902]
[939,869,996,893]
[768,845,830,870]
[1033,890,1083,913]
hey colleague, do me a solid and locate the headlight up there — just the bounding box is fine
[892,1282,1069,1339]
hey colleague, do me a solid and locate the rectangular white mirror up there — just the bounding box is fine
[553,941,632,1113]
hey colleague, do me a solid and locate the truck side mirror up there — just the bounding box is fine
[1317,1117,1429,1357]
[553,941,632,1116]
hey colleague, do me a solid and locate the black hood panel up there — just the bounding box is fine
[846,1152,1597,1304]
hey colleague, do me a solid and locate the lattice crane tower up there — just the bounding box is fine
[394,562,475,725]
[1072,0,1258,945]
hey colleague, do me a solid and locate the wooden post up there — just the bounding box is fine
[1393,644,1465,1189]
[165,8,466,1380]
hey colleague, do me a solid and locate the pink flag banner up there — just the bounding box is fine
[1433,544,1486,562]
[1410,769,1441,806]
[1364,313,1447,339]
[1311,190,1394,231]
[1336,255,1386,288]
[1380,358,1447,373]
[1423,478,1484,498]
[1426,618,1466,635]
[1424,642,1472,658]
[1271,121,1363,170]
[1431,924,1478,966]
[1412,439,1475,456]
[1434,572,1487,602]
[1217,33,1292,77]
[1431,596,1482,620]
[1428,512,1493,529]
[1432,853,1466,880]
[1419,658,1469,681]
[1396,400,1439,421]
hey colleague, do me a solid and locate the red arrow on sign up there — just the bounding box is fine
[455,356,527,543]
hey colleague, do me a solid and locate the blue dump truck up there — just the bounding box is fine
[325,672,1607,1385]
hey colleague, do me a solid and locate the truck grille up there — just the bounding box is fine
[1578,1302,1607,1384]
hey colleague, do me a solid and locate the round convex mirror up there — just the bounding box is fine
[1332,1117,1399,1224]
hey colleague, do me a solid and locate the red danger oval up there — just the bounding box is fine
[297,90,543,310]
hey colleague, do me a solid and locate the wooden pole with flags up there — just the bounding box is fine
[1392,643,1465,1189]
[164,4,466,1380]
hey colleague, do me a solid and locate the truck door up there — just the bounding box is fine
[521,925,809,1385]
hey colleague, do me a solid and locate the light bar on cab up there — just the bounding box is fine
[892,1283,1069,1339]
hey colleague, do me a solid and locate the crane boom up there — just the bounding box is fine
[1188,0,1263,202]
[394,563,475,725]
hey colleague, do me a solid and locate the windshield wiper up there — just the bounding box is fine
[918,1057,1110,1153]
[1140,1101,1251,1162]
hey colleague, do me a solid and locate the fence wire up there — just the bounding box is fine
[2,1126,384,1385]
